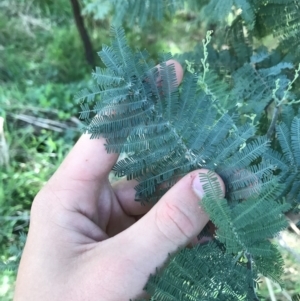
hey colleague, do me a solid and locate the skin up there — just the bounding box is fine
[14,61,225,301]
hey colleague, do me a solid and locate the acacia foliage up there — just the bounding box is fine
[77,1,300,299]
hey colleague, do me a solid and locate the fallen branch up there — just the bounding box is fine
[0,116,9,167]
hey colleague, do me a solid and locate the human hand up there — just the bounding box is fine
[14,61,225,301]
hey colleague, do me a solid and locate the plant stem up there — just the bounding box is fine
[246,253,260,301]
[265,277,277,301]
[267,105,280,139]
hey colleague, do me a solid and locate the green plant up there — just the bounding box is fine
[77,1,300,299]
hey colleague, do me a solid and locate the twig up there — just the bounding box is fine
[288,219,300,236]
[277,233,300,263]
[267,106,280,139]
[9,113,79,132]
[273,282,293,301]
[70,116,83,126]
[265,277,277,301]
[246,253,260,301]
[267,64,300,138]
[233,251,244,264]
[12,114,64,132]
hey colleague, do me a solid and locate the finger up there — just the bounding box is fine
[112,179,154,216]
[54,134,116,183]
[115,169,225,284]
[52,60,184,184]
[161,59,184,87]
[112,170,184,217]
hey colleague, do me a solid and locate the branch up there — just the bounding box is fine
[267,64,300,138]
[0,116,9,168]
[265,277,277,301]
[267,106,280,139]
[70,0,94,66]
[246,253,260,301]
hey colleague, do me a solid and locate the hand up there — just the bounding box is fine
[14,61,224,301]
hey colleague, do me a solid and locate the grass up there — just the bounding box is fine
[0,271,15,301]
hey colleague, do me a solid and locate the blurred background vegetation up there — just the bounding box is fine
[0,1,299,300]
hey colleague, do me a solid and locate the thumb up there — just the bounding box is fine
[118,169,225,276]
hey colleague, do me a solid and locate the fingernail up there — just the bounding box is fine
[192,176,205,198]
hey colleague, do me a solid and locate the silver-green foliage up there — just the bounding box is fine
[264,115,300,205]
[106,0,300,62]
[146,242,257,301]
[77,28,273,203]
[76,27,299,299]
[111,0,185,27]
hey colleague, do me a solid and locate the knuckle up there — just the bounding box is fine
[155,200,195,245]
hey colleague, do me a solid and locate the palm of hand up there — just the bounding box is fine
[17,136,154,300]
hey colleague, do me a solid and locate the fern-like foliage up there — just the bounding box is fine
[230,59,293,120]
[293,294,300,301]
[77,28,275,204]
[77,28,297,300]
[200,172,289,282]
[145,242,257,301]
[141,174,289,300]
[109,0,257,30]
[99,0,300,69]
[203,0,256,30]
[257,0,300,61]
[111,0,185,27]
[85,0,247,29]
[264,115,300,206]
